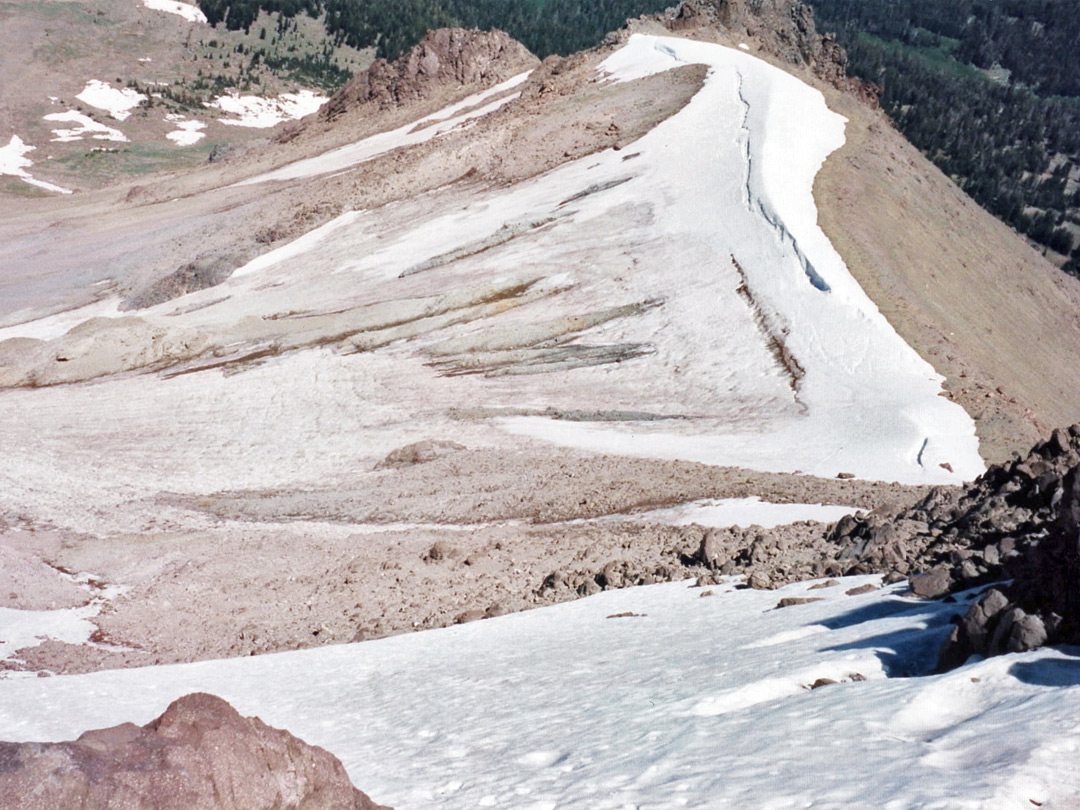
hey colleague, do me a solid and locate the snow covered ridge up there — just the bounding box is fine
[140,0,207,24]
[0,36,981,491]
[2,577,1077,808]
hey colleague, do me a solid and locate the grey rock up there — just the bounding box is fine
[698,529,727,570]
[909,566,953,599]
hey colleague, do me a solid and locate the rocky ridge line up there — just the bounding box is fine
[317,27,539,122]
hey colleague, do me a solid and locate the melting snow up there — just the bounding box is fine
[235,71,532,185]
[1,577,1077,808]
[205,89,328,128]
[141,0,207,24]
[0,575,126,665]
[44,110,128,142]
[75,80,147,121]
[165,115,207,146]
[0,135,72,194]
[599,497,859,528]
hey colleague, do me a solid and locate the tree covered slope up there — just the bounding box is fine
[811,0,1080,275]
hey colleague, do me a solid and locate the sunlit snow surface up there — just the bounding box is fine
[164,114,207,145]
[603,496,858,528]
[43,110,128,142]
[2,578,1078,809]
[75,80,147,121]
[225,34,982,484]
[140,0,207,23]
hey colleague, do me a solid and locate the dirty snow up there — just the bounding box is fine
[0,135,72,194]
[2,577,1077,808]
[43,110,128,142]
[0,575,125,663]
[600,497,858,528]
[205,89,327,128]
[0,36,984,541]
[141,0,207,24]
[235,71,532,185]
[76,80,147,121]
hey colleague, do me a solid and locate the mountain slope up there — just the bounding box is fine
[816,86,1080,463]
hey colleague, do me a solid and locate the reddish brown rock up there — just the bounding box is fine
[0,693,389,810]
[321,28,539,120]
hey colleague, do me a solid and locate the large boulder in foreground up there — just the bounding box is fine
[0,693,389,810]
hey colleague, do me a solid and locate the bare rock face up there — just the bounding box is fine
[663,0,845,77]
[0,693,389,810]
[321,28,539,121]
[659,0,878,102]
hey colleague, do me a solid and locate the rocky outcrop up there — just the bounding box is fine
[657,0,878,102]
[535,424,1080,671]
[661,0,845,79]
[320,28,539,121]
[0,693,389,810]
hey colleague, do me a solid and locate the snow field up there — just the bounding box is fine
[0,574,126,663]
[497,34,983,484]
[164,115,207,145]
[597,496,858,528]
[1,577,1077,809]
[0,37,982,521]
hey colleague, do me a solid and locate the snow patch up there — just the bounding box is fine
[44,110,128,142]
[165,116,207,146]
[205,90,327,128]
[76,80,147,121]
[0,135,72,194]
[0,573,126,667]
[1,578,1076,806]
[600,497,858,528]
[141,0,207,24]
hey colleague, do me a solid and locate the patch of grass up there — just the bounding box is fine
[52,141,212,182]
[0,177,52,198]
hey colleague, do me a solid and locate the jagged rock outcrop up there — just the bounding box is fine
[0,693,389,810]
[320,28,539,121]
[654,0,879,104]
[830,425,1080,596]
[661,0,846,80]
